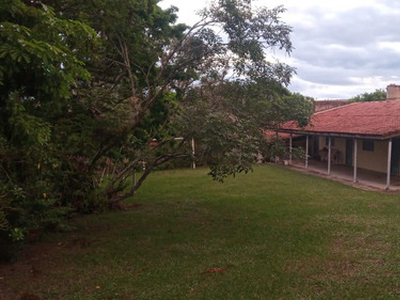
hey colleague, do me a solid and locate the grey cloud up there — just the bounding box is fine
[282,3,400,97]
[292,6,400,47]
[293,62,356,86]
[293,40,400,72]
[163,0,400,98]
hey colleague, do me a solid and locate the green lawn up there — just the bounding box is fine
[2,165,400,299]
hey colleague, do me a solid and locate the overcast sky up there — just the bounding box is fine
[159,0,400,99]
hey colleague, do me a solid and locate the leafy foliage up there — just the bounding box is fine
[181,80,313,181]
[349,89,386,102]
[0,0,96,261]
[0,0,314,261]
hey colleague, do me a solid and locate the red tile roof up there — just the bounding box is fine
[280,100,400,139]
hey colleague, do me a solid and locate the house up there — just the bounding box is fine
[276,84,400,190]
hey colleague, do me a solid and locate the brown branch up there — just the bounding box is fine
[107,152,190,204]
[100,156,142,198]
[106,136,189,204]
[117,36,137,99]
[90,19,221,177]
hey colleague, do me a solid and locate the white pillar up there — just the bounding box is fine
[328,137,332,175]
[353,139,358,183]
[305,135,309,169]
[191,138,196,169]
[289,133,293,165]
[386,139,392,190]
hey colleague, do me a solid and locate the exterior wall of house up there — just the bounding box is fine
[334,138,346,164]
[356,139,389,173]
[316,136,391,173]
[318,136,324,150]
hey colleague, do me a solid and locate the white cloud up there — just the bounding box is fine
[378,42,400,53]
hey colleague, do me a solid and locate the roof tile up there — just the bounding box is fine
[281,100,400,138]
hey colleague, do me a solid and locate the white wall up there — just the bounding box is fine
[317,137,396,173]
[355,140,388,173]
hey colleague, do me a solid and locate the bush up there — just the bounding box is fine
[0,154,105,262]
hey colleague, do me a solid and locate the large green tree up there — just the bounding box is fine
[0,0,313,260]
[42,0,313,202]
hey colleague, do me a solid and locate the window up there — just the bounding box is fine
[325,137,335,147]
[362,140,374,151]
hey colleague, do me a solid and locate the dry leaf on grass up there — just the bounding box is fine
[201,264,234,274]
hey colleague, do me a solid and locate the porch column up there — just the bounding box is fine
[289,133,293,165]
[327,137,332,175]
[386,138,392,190]
[353,139,358,183]
[305,135,309,169]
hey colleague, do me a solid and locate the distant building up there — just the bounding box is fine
[275,84,400,190]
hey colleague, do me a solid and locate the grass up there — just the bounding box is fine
[2,164,400,299]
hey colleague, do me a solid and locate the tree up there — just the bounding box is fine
[349,89,386,102]
[43,0,312,202]
[0,0,96,260]
[0,0,314,260]
[181,80,314,181]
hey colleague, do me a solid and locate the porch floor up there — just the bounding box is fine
[289,159,400,192]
